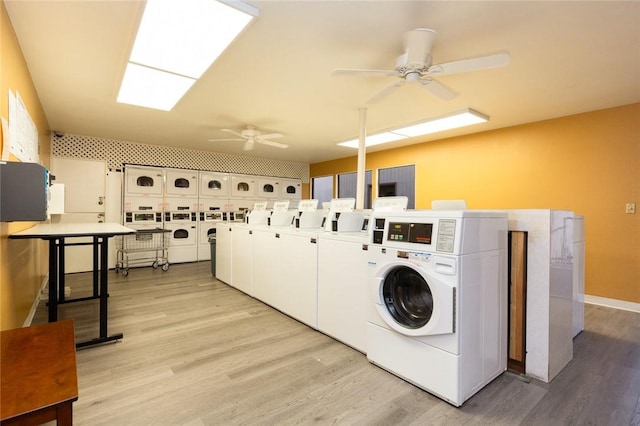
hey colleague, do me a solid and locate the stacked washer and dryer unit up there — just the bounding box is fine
[163,168,199,263]
[124,165,303,266]
[366,209,508,407]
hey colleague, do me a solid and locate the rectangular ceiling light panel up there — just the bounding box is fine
[394,109,488,137]
[118,0,258,111]
[338,109,488,149]
[117,63,196,111]
[337,132,406,149]
[131,0,257,79]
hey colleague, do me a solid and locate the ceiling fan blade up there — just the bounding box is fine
[220,128,244,138]
[258,133,284,140]
[428,51,511,76]
[332,68,398,77]
[257,139,289,149]
[207,138,244,142]
[416,77,457,101]
[366,80,405,104]
[243,140,254,151]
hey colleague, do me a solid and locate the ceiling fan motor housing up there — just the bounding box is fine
[401,28,436,68]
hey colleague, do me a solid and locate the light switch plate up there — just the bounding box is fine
[626,203,636,214]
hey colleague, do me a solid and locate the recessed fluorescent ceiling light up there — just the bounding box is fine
[338,109,488,148]
[117,63,196,111]
[117,0,258,111]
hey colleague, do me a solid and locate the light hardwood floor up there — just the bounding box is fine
[33,262,640,426]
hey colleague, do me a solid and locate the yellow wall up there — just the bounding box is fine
[311,103,640,304]
[1,2,51,330]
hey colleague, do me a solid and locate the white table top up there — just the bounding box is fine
[9,222,136,239]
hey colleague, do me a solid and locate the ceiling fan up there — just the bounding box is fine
[208,125,288,151]
[332,28,510,104]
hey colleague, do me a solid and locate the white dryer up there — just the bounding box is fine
[124,165,163,197]
[367,210,508,407]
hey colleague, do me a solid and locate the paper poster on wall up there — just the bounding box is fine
[1,117,10,160]
[7,89,39,163]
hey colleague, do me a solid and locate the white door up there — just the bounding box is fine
[50,158,107,273]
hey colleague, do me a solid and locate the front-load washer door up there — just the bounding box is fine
[372,260,455,337]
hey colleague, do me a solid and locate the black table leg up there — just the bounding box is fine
[58,238,66,303]
[93,236,99,298]
[48,239,58,323]
[76,236,122,348]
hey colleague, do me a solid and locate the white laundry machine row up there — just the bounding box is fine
[366,210,508,407]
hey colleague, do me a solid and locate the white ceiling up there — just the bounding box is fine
[5,0,640,164]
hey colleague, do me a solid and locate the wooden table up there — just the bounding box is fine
[0,320,79,426]
[10,223,135,348]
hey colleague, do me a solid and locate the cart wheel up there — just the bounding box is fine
[123,268,129,277]
[162,263,169,271]
[152,261,159,269]
[115,266,120,273]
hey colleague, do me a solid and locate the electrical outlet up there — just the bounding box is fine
[626,203,636,214]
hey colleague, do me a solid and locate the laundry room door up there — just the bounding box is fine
[50,158,108,273]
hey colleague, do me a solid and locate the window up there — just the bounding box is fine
[378,165,415,208]
[311,175,333,205]
[337,170,372,209]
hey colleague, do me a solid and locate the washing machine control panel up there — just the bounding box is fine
[372,216,459,253]
[387,222,433,244]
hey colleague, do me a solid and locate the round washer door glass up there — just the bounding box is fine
[382,265,433,329]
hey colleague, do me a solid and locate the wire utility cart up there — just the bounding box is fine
[116,228,169,276]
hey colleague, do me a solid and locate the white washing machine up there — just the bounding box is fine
[367,210,508,407]
[317,231,370,352]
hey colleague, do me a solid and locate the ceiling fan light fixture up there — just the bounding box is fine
[337,108,488,149]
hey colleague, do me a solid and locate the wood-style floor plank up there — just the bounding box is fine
[32,262,640,425]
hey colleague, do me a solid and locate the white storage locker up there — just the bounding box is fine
[165,168,198,197]
[280,178,302,200]
[230,174,257,198]
[199,171,230,197]
[125,165,163,197]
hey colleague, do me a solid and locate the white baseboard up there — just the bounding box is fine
[23,274,49,327]
[584,294,640,313]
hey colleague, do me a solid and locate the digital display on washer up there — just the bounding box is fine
[387,222,433,244]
